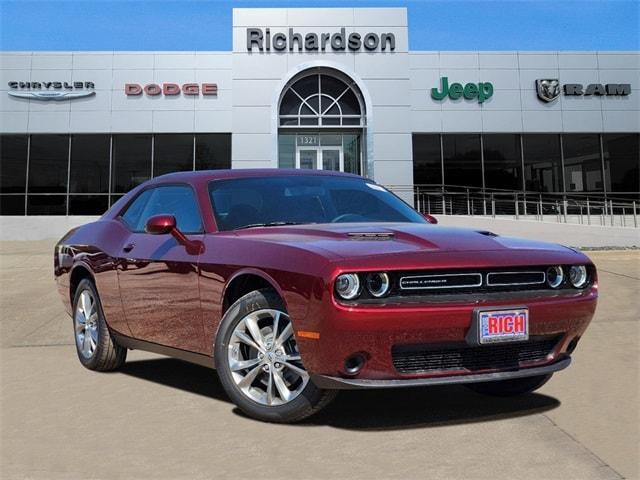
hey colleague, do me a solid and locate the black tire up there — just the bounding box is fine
[465,374,552,397]
[72,278,127,371]
[215,288,336,423]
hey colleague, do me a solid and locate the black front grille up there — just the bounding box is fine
[392,335,561,374]
[400,273,482,290]
[486,271,546,286]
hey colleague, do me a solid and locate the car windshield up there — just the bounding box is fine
[209,175,427,231]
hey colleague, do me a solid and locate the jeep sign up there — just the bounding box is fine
[431,77,494,103]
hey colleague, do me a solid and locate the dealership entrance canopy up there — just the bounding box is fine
[0,7,638,215]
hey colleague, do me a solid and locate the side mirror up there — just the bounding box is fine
[144,214,204,254]
[145,214,176,235]
[423,213,438,224]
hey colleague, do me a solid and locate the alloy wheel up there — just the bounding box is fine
[74,289,98,359]
[227,309,309,406]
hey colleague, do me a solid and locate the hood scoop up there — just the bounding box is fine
[347,232,395,241]
[477,230,499,237]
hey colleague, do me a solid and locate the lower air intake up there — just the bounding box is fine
[392,335,562,374]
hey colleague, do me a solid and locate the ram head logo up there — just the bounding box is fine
[536,79,561,102]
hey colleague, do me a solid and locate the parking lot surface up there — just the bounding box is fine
[1,241,638,480]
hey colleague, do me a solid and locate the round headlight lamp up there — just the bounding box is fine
[366,272,390,298]
[546,266,564,288]
[335,273,361,300]
[569,265,588,288]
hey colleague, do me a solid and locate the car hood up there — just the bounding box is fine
[232,223,575,261]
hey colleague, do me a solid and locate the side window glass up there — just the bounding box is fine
[123,185,202,233]
[120,189,153,230]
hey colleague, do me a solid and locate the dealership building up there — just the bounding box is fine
[0,7,638,216]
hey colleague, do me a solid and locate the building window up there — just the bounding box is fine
[27,195,67,215]
[27,134,69,215]
[1,135,28,193]
[277,132,361,174]
[0,195,25,215]
[69,195,109,215]
[442,134,482,189]
[70,135,110,194]
[112,134,152,194]
[562,134,603,192]
[195,134,231,170]
[0,135,28,215]
[483,134,522,191]
[28,135,69,194]
[342,133,361,176]
[279,72,364,128]
[603,134,639,197]
[412,134,441,187]
[1,133,233,216]
[522,134,562,194]
[153,134,194,177]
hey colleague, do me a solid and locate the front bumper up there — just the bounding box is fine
[293,287,596,380]
[312,356,571,389]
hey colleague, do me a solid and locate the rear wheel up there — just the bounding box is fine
[72,278,127,371]
[215,289,336,423]
[465,374,552,397]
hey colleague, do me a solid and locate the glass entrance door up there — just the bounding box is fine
[296,146,343,171]
[298,149,317,170]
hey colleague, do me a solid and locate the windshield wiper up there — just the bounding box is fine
[233,221,306,231]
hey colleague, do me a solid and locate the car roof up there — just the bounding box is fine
[150,168,364,184]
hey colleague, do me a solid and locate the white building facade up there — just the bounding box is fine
[1,7,638,215]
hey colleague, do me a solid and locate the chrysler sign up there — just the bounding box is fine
[7,81,95,101]
[246,28,395,52]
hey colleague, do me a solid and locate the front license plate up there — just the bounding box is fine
[479,308,529,344]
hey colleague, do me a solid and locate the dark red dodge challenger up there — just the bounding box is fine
[55,170,597,422]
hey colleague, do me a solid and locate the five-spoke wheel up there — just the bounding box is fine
[228,309,309,406]
[74,289,99,359]
[71,278,127,371]
[215,289,336,423]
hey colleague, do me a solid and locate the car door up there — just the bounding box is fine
[116,184,205,352]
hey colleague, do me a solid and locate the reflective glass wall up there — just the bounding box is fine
[413,133,639,199]
[0,134,231,215]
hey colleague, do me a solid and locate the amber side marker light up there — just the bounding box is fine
[297,330,320,340]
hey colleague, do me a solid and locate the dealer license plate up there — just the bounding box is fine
[478,308,529,344]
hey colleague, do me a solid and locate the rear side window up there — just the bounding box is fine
[120,185,202,233]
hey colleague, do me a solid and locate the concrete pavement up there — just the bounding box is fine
[1,241,638,479]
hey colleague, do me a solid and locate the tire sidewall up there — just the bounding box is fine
[72,278,108,370]
[214,289,326,422]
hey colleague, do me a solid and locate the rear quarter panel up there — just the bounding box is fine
[55,220,132,336]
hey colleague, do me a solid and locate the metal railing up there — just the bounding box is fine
[386,185,639,229]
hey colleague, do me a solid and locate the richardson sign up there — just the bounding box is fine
[125,83,218,96]
[7,81,95,101]
[246,27,395,52]
[536,79,632,102]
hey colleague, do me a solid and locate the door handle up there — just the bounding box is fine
[122,242,135,253]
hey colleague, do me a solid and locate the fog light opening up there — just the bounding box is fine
[344,354,366,376]
[566,337,580,354]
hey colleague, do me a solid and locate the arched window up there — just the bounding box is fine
[279,73,364,128]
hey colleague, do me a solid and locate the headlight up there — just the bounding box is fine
[366,272,390,298]
[335,273,361,300]
[569,265,588,288]
[546,266,564,288]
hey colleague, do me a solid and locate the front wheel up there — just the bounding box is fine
[465,374,552,397]
[215,289,336,423]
